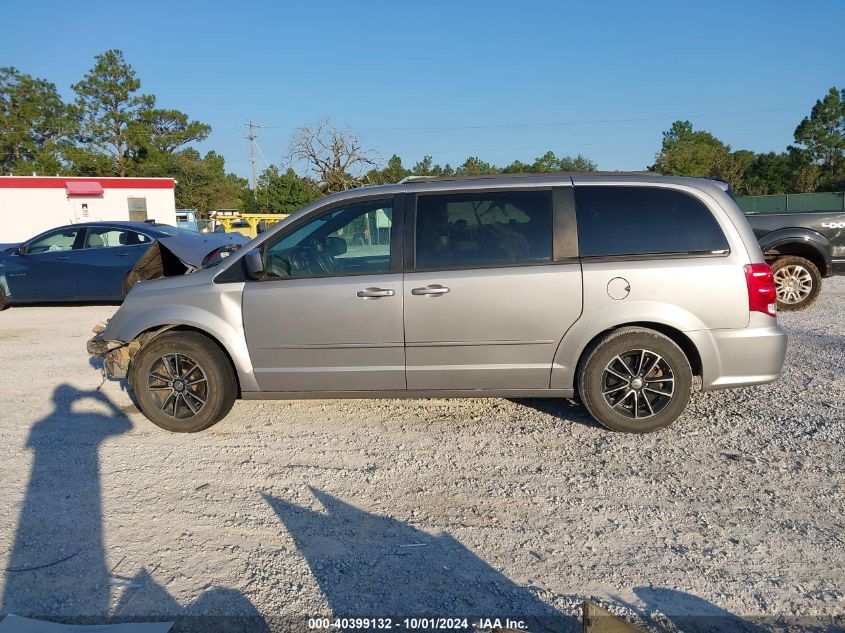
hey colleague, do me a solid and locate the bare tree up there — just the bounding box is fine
[288,118,378,193]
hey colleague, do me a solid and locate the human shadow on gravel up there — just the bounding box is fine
[1,384,269,632]
[508,398,604,430]
[2,385,132,615]
[264,487,580,632]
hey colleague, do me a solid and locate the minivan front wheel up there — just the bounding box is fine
[577,327,692,433]
[130,331,237,432]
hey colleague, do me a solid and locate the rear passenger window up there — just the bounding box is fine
[84,228,151,248]
[415,190,552,269]
[575,187,729,257]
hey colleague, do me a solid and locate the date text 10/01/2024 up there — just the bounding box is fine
[307,618,528,630]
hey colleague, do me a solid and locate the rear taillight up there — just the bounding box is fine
[744,263,777,317]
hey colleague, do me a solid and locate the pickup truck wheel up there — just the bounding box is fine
[772,256,821,311]
[130,331,236,432]
[0,288,7,310]
[577,327,692,433]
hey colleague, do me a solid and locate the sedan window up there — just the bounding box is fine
[84,228,151,249]
[27,229,82,254]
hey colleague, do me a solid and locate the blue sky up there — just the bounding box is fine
[1,0,843,180]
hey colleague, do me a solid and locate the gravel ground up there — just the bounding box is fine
[0,280,843,632]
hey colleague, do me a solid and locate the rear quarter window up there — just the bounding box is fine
[575,186,729,257]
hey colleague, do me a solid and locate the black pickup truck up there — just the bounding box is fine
[744,210,845,310]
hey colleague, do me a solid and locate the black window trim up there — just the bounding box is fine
[571,184,732,260]
[406,186,578,273]
[244,193,404,283]
[579,250,731,264]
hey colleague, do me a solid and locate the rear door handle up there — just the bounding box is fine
[357,287,395,299]
[116,252,131,257]
[411,284,450,296]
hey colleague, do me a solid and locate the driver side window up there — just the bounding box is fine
[263,200,393,279]
[27,228,81,254]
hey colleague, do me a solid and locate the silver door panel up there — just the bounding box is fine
[404,264,582,389]
[242,274,404,391]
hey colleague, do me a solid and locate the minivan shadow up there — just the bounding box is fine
[264,487,580,631]
[508,397,604,430]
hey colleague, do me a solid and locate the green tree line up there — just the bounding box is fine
[2,49,843,216]
[0,50,245,213]
[651,88,845,195]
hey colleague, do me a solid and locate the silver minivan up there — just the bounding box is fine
[88,174,787,433]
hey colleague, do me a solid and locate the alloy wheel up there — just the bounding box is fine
[773,264,813,305]
[147,353,209,419]
[601,349,675,420]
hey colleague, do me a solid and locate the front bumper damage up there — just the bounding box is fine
[88,325,173,379]
[87,333,133,379]
[87,239,205,378]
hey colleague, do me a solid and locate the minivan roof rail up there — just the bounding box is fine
[398,171,659,184]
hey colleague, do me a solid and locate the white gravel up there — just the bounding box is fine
[0,280,843,632]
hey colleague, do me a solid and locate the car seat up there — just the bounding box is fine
[87,233,105,248]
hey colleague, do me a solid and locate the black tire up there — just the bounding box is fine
[577,327,692,433]
[0,287,7,311]
[129,331,237,432]
[771,256,821,312]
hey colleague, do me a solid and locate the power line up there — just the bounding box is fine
[254,139,271,169]
[248,105,806,132]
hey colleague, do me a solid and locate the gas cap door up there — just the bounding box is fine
[607,276,631,300]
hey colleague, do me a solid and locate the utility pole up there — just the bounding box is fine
[245,120,262,190]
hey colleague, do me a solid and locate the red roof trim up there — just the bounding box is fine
[0,177,175,189]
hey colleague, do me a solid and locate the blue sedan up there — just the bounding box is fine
[0,221,247,308]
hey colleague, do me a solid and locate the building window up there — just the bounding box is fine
[128,197,148,222]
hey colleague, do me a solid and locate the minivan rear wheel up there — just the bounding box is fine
[130,331,237,432]
[577,327,692,433]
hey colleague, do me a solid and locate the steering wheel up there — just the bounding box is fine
[307,238,336,275]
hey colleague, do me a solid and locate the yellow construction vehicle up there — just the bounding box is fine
[209,210,290,238]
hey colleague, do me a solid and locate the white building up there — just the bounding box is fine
[0,176,177,243]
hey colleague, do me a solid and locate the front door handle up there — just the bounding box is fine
[357,287,395,299]
[57,256,71,261]
[411,284,450,296]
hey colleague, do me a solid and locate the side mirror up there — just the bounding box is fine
[323,236,347,257]
[243,248,265,280]
[15,245,26,256]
